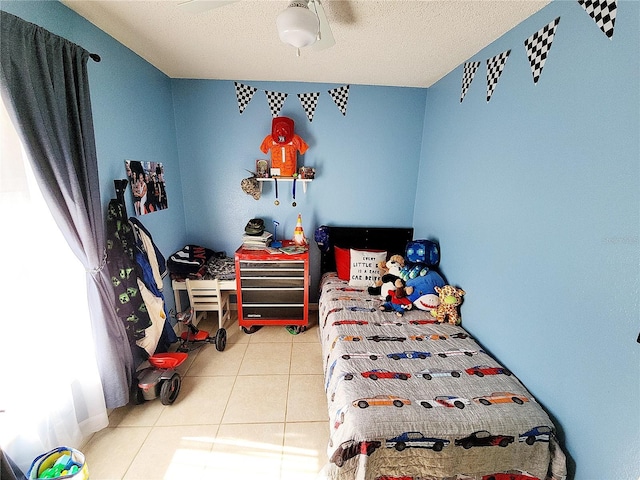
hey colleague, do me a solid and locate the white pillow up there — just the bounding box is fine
[348,249,387,287]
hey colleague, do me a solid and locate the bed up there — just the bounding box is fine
[316,227,566,480]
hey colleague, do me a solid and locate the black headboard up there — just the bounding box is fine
[319,226,414,275]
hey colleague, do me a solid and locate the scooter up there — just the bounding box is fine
[176,306,227,352]
[134,352,187,405]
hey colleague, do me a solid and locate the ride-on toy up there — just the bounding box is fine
[135,352,187,405]
[176,306,227,352]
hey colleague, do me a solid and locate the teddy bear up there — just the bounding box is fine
[367,254,405,298]
[379,279,414,317]
[432,285,465,325]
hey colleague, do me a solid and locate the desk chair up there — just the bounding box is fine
[183,279,230,351]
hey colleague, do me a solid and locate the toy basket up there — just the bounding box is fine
[148,352,188,369]
[27,446,88,479]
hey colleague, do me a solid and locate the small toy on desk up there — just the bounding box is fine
[271,220,282,248]
[293,213,307,245]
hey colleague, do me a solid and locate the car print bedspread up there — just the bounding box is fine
[318,273,566,480]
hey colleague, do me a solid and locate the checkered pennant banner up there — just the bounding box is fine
[486,49,511,102]
[460,61,480,103]
[297,92,320,122]
[328,85,350,116]
[525,17,561,84]
[578,0,616,39]
[265,90,288,117]
[234,82,257,114]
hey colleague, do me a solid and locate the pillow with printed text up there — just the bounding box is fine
[348,249,387,287]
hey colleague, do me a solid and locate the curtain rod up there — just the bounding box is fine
[89,53,101,62]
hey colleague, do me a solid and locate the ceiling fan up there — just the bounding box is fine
[177,0,335,55]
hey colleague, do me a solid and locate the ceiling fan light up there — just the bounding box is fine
[276,3,319,49]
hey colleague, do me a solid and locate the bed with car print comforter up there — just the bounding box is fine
[317,271,566,480]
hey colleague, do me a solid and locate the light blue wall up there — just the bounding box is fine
[1,0,188,311]
[4,1,639,478]
[415,1,639,479]
[172,79,426,296]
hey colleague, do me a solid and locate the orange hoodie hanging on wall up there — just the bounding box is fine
[260,116,308,177]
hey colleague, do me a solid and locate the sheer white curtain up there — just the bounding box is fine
[0,93,108,473]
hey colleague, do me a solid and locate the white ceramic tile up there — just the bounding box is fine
[281,421,330,480]
[155,376,235,426]
[107,400,164,427]
[291,342,323,374]
[222,375,289,424]
[123,425,217,480]
[225,321,251,345]
[291,312,320,343]
[247,325,296,343]
[83,309,335,479]
[82,426,150,479]
[286,375,328,422]
[202,422,284,479]
[186,340,247,377]
[238,342,292,375]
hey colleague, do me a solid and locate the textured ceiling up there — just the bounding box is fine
[61,0,550,88]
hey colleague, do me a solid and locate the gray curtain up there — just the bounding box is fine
[0,11,133,408]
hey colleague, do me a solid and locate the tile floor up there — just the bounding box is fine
[82,311,330,480]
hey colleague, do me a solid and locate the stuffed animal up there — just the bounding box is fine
[367,260,388,292]
[406,270,446,310]
[399,262,430,282]
[432,285,465,325]
[379,280,413,317]
[367,254,405,297]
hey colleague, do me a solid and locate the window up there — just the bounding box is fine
[0,94,106,472]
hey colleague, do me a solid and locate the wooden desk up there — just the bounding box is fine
[171,278,236,314]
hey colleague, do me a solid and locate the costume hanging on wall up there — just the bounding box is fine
[259,116,308,177]
[130,217,167,290]
[105,200,152,354]
[129,217,178,353]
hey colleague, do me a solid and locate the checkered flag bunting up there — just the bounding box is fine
[578,0,616,39]
[460,61,480,102]
[525,17,561,84]
[234,82,257,114]
[265,90,288,117]
[486,49,511,102]
[328,85,350,116]
[297,92,320,122]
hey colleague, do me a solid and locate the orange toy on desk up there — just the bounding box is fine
[293,213,307,245]
[260,116,308,177]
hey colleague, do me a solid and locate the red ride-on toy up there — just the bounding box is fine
[135,352,187,405]
[176,307,227,352]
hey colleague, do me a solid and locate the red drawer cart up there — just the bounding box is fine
[235,244,309,334]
